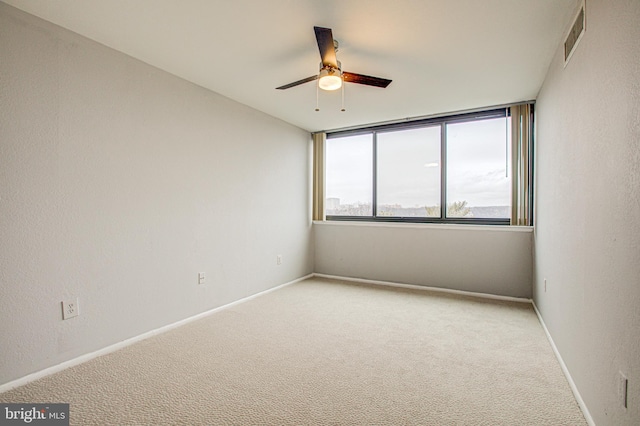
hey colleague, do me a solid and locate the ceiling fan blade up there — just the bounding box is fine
[343,71,392,88]
[314,26,338,68]
[276,75,319,90]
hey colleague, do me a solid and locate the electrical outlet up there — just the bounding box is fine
[61,298,79,320]
[618,371,628,409]
[198,272,205,285]
[276,255,282,265]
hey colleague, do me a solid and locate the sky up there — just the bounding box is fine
[326,117,510,207]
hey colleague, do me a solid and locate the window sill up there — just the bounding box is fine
[313,220,533,233]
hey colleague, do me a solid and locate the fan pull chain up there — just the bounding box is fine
[315,81,320,112]
[341,80,346,112]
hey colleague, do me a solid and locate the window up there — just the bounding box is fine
[326,134,373,216]
[446,117,510,219]
[376,126,441,218]
[321,107,532,225]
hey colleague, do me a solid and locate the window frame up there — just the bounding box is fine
[325,108,515,225]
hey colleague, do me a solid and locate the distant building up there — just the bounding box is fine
[326,198,340,211]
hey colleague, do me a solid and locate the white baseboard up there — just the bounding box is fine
[0,274,313,394]
[532,301,595,426]
[313,273,532,304]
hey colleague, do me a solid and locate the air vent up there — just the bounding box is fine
[564,1,586,66]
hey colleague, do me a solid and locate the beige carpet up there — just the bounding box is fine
[1,277,586,425]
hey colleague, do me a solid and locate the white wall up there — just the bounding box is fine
[0,3,313,386]
[534,0,640,424]
[315,222,533,298]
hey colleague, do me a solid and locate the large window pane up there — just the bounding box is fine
[321,107,523,225]
[326,134,373,216]
[446,117,510,218]
[377,126,441,218]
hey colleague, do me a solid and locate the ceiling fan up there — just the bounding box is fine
[276,26,392,92]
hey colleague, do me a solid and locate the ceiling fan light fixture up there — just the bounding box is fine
[318,67,343,91]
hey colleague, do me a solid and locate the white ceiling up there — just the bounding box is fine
[3,0,578,132]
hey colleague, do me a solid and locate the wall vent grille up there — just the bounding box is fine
[564,2,585,66]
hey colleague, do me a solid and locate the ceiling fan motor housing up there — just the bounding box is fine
[319,60,342,75]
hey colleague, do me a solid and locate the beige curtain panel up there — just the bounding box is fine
[510,103,532,226]
[312,132,326,221]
